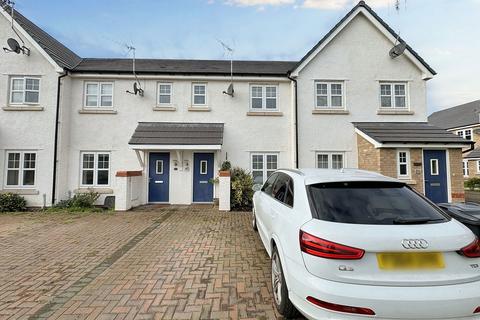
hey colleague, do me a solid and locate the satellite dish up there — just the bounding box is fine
[7,38,21,53]
[223,83,234,97]
[389,41,407,59]
[126,82,144,96]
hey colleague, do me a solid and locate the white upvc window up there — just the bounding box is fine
[315,81,344,109]
[84,82,114,108]
[251,153,278,186]
[316,152,345,169]
[250,84,278,110]
[192,83,207,105]
[457,129,473,141]
[397,150,410,178]
[10,77,40,105]
[477,160,480,174]
[80,152,110,187]
[463,160,469,177]
[158,82,172,105]
[4,151,36,187]
[380,82,408,109]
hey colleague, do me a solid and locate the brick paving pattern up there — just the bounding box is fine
[0,207,304,319]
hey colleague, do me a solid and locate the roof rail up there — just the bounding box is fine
[278,168,305,176]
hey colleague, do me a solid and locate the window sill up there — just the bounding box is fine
[78,109,117,115]
[3,106,44,111]
[312,109,349,115]
[1,189,39,195]
[377,109,414,115]
[188,106,211,112]
[74,188,114,194]
[398,179,416,185]
[246,111,283,117]
[153,106,176,111]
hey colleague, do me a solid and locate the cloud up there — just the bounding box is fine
[302,0,398,10]
[224,0,295,6]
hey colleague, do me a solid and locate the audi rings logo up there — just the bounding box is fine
[401,239,429,249]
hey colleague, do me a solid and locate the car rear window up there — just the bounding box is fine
[307,181,449,225]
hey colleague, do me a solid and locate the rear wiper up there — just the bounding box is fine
[393,217,443,224]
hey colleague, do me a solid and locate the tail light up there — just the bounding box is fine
[475,306,480,314]
[307,296,375,315]
[300,231,364,260]
[458,238,480,258]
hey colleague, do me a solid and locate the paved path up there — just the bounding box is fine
[0,207,303,319]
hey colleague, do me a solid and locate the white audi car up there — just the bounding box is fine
[252,169,480,320]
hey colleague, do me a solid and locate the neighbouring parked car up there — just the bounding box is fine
[438,203,480,238]
[252,168,480,320]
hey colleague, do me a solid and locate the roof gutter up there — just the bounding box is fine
[52,70,68,205]
[287,74,299,168]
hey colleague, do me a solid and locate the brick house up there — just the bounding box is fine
[0,0,471,209]
[429,100,480,180]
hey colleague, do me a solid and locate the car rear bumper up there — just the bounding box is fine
[287,258,480,320]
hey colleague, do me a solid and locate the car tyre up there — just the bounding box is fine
[271,247,298,318]
[252,208,258,231]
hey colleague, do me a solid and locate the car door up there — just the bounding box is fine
[268,173,291,236]
[256,173,278,244]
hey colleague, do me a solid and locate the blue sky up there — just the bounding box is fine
[13,0,480,114]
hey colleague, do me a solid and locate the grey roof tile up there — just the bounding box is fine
[1,4,81,69]
[129,122,224,145]
[465,147,480,159]
[353,122,473,145]
[428,100,480,130]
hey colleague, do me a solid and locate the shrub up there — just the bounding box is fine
[230,167,254,211]
[52,192,100,211]
[465,177,480,191]
[220,160,232,171]
[0,193,27,212]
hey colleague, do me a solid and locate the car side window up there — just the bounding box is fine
[284,178,294,207]
[262,173,278,196]
[272,173,289,203]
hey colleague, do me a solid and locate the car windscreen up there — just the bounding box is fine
[307,181,449,225]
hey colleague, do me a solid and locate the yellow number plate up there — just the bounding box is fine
[377,252,445,270]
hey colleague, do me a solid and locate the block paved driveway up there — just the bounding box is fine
[0,207,305,320]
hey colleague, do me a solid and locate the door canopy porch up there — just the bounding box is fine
[129,122,224,150]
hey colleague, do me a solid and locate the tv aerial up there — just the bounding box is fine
[388,0,407,59]
[218,40,234,97]
[2,1,30,56]
[125,44,144,96]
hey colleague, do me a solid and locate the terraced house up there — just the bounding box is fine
[0,1,471,209]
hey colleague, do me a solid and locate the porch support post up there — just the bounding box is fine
[218,170,231,211]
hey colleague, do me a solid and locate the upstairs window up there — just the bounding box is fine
[380,82,407,108]
[158,83,172,105]
[192,83,207,105]
[316,152,344,169]
[84,82,113,108]
[250,84,278,110]
[81,152,110,186]
[315,81,344,109]
[10,77,40,105]
[5,151,36,187]
[457,129,473,141]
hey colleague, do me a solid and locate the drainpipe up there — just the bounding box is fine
[288,74,299,169]
[51,70,68,205]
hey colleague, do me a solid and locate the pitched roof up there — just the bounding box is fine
[74,59,297,76]
[353,122,472,145]
[1,4,81,69]
[428,100,480,130]
[129,122,224,145]
[292,1,436,76]
[465,147,480,159]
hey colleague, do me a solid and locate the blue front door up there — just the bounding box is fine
[423,150,448,203]
[148,153,170,202]
[193,153,214,202]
